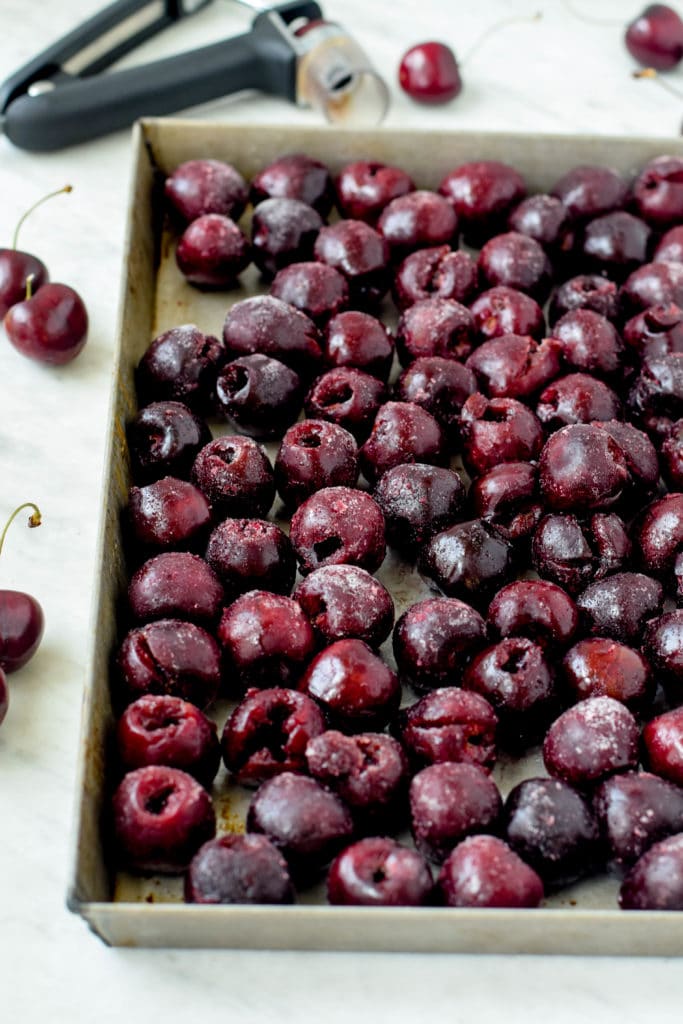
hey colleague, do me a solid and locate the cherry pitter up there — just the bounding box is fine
[0,0,390,151]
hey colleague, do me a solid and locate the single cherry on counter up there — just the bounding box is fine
[0,503,44,678]
[5,277,88,365]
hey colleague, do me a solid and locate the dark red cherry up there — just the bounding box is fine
[538,424,630,513]
[136,324,226,414]
[398,41,462,104]
[289,486,386,576]
[654,225,683,263]
[419,519,515,606]
[550,309,624,378]
[5,281,88,365]
[0,503,44,673]
[470,286,545,341]
[398,687,498,773]
[562,638,653,712]
[627,352,683,437]
[548,274,619,325]
[117,619,221,709]
[477,231,552,302]
[205,518,295,598]
[395,357,478,437]
[222,295,322,378]
[620,261,683,318]
[594,771,683,868]
[439,835,544,908]
[328,837,432,907]
[191,435,274,519]
[396,296,475,366]
[393,246,479,310]
[304,367,386,441]
[643,611,683,692]
[274,419,359,509]
[0,250,47,319]
[465,334,561,401]
[322,310,394,381]
[251,198,322,279]
[507,193,573,254]
[374,463,467,554]
[623,304,683,360]
[626,5,683,69]
[334,161,415,223]
[250,153,334,217]
[270,261,350,326]
[299,638,400,732]
[550,165,628,223]
[619,834,683,909]
[314,220,390,306]
[662,420,683,488]
[127,477,211,553]
[576,572,664,645]
[359,400,448,485]
[642,706,683,786]
[459,393,544,477]
[410,762,502,863]
[532,512,631,596]
[378,190,458,256]
[215,354,303,439]
[535,373,622,430]
[116,694,220,786]
[635,494,683,598]
[0,669,7,727]
[542,696,639,787]
[175,214,249,289]
[487,580,578,651]
[581,211,651,281]
[185,834,294,905]
[113,765,215,873]
[633,155,683,228]
[469,462,543,544]
[439,161,526,244]
[164,159,247,222]
[127,401,211,484]
[127,552,224,626]
[393,596,487,692]
[294,564,394,648]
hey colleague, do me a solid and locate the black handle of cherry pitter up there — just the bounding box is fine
[0,0,322,152]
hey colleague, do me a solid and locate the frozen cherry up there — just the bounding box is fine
[466,334,561,400]
[294,564,394,648]
[562,638,653,711]
[305,367,386,441]
[164,159,247,223]
[439,835,544,908]
[205,518,294,597]
[136,324,225,414]
[328,837,433,907]
[395,357,478,436]
[251,198,323,279]
[359,401,447,485]
[306,731,408,827]
[420,519,515,606]
[628,352,683,437]
[508,193,573,254]
[398,687,498,773]
[289,486,386,575]
[594,771,683,868]
[439,161,526,244]
[538,424,629,513]
[662,420,683,489]
[314,220,390,305]
[620,834,683,909]
[581,211,651,281]
[215,354,303,439]
[462,637,557,740]
[459,393,544,477]
[643,706,683,786]
[576,572,664,644]
[593,419,659,497]
[643,611,683,691]
[503,777,601,888]
[477,231,552,302]
[274,419,359,509]
[393,246,478,310]
[469,462,543,544]
[543,696,639,787]
[469,286,545,342]
[536,373,622,430]
[127,551,224,626]
[334,160,415,223]
[396,297,475,366]
[117,619,221,709]
[221,686,325,786]
[299,639,400,732]
[0,503,44,674]
[116,694,220,786]
[5,280,88,365]
[654,225,683,263]
[222,295,321,378]
[127,401,211,484]
[374,463,466,554]
[551,309,624,378]
[113,765,215,873]
[250,153,334,217]
[624,304,683,360]
[218,591,315,691]
[551,165,627,222]
[633,155,683,228]
[247,772,354,877]
[270,262,348,324]
[548,274,619,325]
[635,494,683,598]
[322,310,394,381]
[488,580,578,651]
[185,834,294,905]
[410,762,502,863]
[127,477,211,553]
[532,512,631,596]
[191,435,274,518]
[398,41,461,104]
[175,214,249,289]
[392,596,486,692]
[377,190,458,256]
[621,261,683,318]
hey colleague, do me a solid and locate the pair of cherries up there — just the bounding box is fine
[0,503,44,728]
[399,5,683,107]
[0,187,88,365]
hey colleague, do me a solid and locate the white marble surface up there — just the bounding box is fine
[2,0,683,1019]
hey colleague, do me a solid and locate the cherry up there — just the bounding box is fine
[0,503,44,675]
[185,834,294,905]
[175,214,249,289]
[164,159,247,223]
[328,838,433,906]
[0,185,72,319]
[625,5,683,71]
[398,42,462,104]
[5,278,88,366]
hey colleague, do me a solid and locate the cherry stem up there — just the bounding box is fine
[633,67,683,101]
[0,503,42,560]
[25,273,35,302]
[461,11,543,67]
[12,185,73,251]
[559,0,622,27]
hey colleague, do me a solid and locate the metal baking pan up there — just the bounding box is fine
[68,118,683,952]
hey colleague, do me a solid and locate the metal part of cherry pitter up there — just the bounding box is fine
[0,0,390,152]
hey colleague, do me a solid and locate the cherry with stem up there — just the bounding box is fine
[0,186,72,319]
